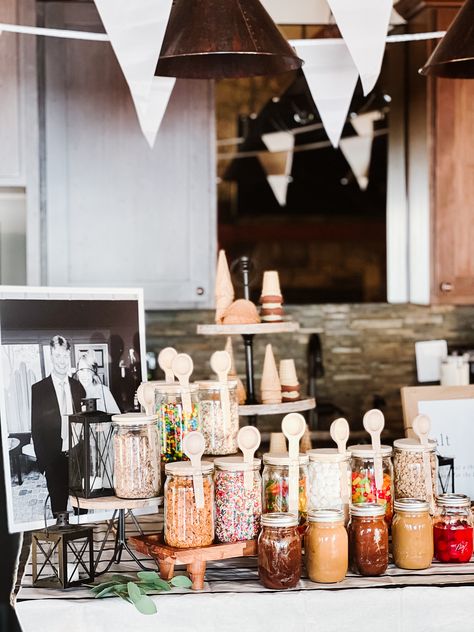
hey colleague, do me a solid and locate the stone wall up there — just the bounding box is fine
[146,303,474,438]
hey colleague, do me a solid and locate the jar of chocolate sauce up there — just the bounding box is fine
[258,512,301,589]
[349,502,388,576]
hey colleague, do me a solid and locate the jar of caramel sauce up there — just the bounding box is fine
[349,502,388,576]
[392,498,433,569]
[258,512,301,589]
[305,509,348,583]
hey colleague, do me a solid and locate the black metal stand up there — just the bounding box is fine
[238,256,258,425]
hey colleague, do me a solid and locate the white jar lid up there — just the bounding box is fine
[261,512,298,527]
[436,493,471,508]
[197,380,238,391]
[393,438,437,453]
[214,456,261,471]
[155,383,199,394]
[165,461,214,476]
[348,444,392,458]
[308,508,344,523]
[263,452,309,466]
[308,448,351,463]
[394,498,430,513]
[350,502,386,517]
[112,412,158,426]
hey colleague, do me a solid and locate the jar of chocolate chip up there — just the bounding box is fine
[393,438,438,509]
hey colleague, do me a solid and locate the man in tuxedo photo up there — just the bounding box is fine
[31,335,85,515]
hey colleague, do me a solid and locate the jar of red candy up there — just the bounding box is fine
[349,444,393,524]
[433,493,473,563]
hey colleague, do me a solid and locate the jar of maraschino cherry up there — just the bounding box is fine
[433,493,473,563]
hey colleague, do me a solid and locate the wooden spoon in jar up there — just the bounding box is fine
[238,426,261,490]
[158,347,178,384]
[413,414,435,511]
[210,350,232,435]
[183,431,206,509]
[282,413,306,515]
[363,409,385,491]
[172,353,194,415]
[330,417,351,503]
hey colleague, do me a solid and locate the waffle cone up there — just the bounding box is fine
[215,250,234,323]
[269,432,287,454]
[261,344,281,403]
[261,271,282,299]
[300,424,312,453]
[279,359,299,386]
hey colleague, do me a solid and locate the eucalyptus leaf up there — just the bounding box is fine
[127,582,142,603]
[170,575,193,588]
[137,571,159,582]
[133,595,157,616]
[152,578,172,591]
[94,585,123,599]
[109,574,137,583]
[90,581,122,594]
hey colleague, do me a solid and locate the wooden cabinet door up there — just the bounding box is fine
[42,2,216,308]
[430,8,474,304]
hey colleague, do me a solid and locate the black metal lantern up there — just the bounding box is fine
[68,398,114,499]
[31,512,94,589]
[438,455,455,493]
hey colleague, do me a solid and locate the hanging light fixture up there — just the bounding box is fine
[420,0,474,78]
[155,0,303,79]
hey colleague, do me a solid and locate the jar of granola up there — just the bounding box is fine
[164,461,214,548]
[393,438,438,508]
[112,413,160,499]
[155,384,201,463]
[197,380,239,455]
[262,453,309,523]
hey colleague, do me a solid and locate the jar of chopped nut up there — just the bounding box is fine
[164,461,214,548]
[393,438,438,509]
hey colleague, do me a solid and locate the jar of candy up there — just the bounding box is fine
[349,502,389,576]
[392,498,433,569]
[349,444,393,523]
[307,449,351,522]
[433,493,473,563]
[393,438,438,506]
[155,384,201,463]
[112,413,161,499]
[258,512,302,589]
[164,461,214,548]
[197,380,239,455]
[305,509,348,583]
[262,453,309,523]
[214,456,262,543]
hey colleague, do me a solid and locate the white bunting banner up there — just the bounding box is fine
[294,40,359,148]
[94,0,174,147]
[262,131,295,153]
[267,175,292,206]
[340,135,373,190]
[261,0,332,24]
[326,0,392,96]
[351,111,381,137]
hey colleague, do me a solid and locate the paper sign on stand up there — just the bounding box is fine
[326,0,392,95]
[340,135,373,190]
[294,40,359,148]
[94,0,175,147]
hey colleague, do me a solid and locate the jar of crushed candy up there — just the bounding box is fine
[214,456,262,543]
[349,444,393,524]
[155,384,201,463]
[197,380,239,455]
[307,449,351,523]
[262,452,309,523]
[433,493,473,563]
[164,460,214,548]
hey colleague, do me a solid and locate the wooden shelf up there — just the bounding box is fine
[69,495,163,511]
[239,397,316,416]
[197,321,300,336]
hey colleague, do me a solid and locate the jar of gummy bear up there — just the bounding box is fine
[349,444,393,524]
[433,493,473,563]
[262,452,309,524]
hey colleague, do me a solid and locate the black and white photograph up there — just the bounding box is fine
[0,288,146,533]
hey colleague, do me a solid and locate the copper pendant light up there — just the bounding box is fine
[155,0,303,79]
[420,0,474,78]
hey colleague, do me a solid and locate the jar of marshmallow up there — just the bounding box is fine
[307,449,352,524]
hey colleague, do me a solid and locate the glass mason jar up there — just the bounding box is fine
[197,380,239,455]
[308,449,351,522]
[393,438,438,506]
[155,384,201,463]
[258,512,302,589]
[305,509,348,583]
[214,456,262,543]
[349,502,389,576]
[262,453,309,523]
[349,444,393,524]
[164,461,214,548]
[433,493,473,563]
[112,413,161,499]
[392,498,433,569]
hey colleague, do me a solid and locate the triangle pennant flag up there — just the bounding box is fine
[267,175,291,206]
[294,40,359,148]
[94,0,175,147]
[340,135,373,190]
[259,151,292,177]
[351,111,380,137]
[262,131,295,154]
[326,0,392,96]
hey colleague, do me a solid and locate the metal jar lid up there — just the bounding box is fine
[165,461,214,476]
[436,493,471,508]
[197,380,238,392]
[261,512,298,527]
[155,383,199,394]
[350,502,386,518]
[393,438,437,453]
[308,508,345,523]
[348,444,392,458]
[112,412,158,426]
[263,452,309,466]
[214,456,261,472]
[394,498,430,513]
[308,448,351,463]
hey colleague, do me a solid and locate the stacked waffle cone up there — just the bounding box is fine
[279,359,300,402]
[260,344,282,404]
[260,271,284,323]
